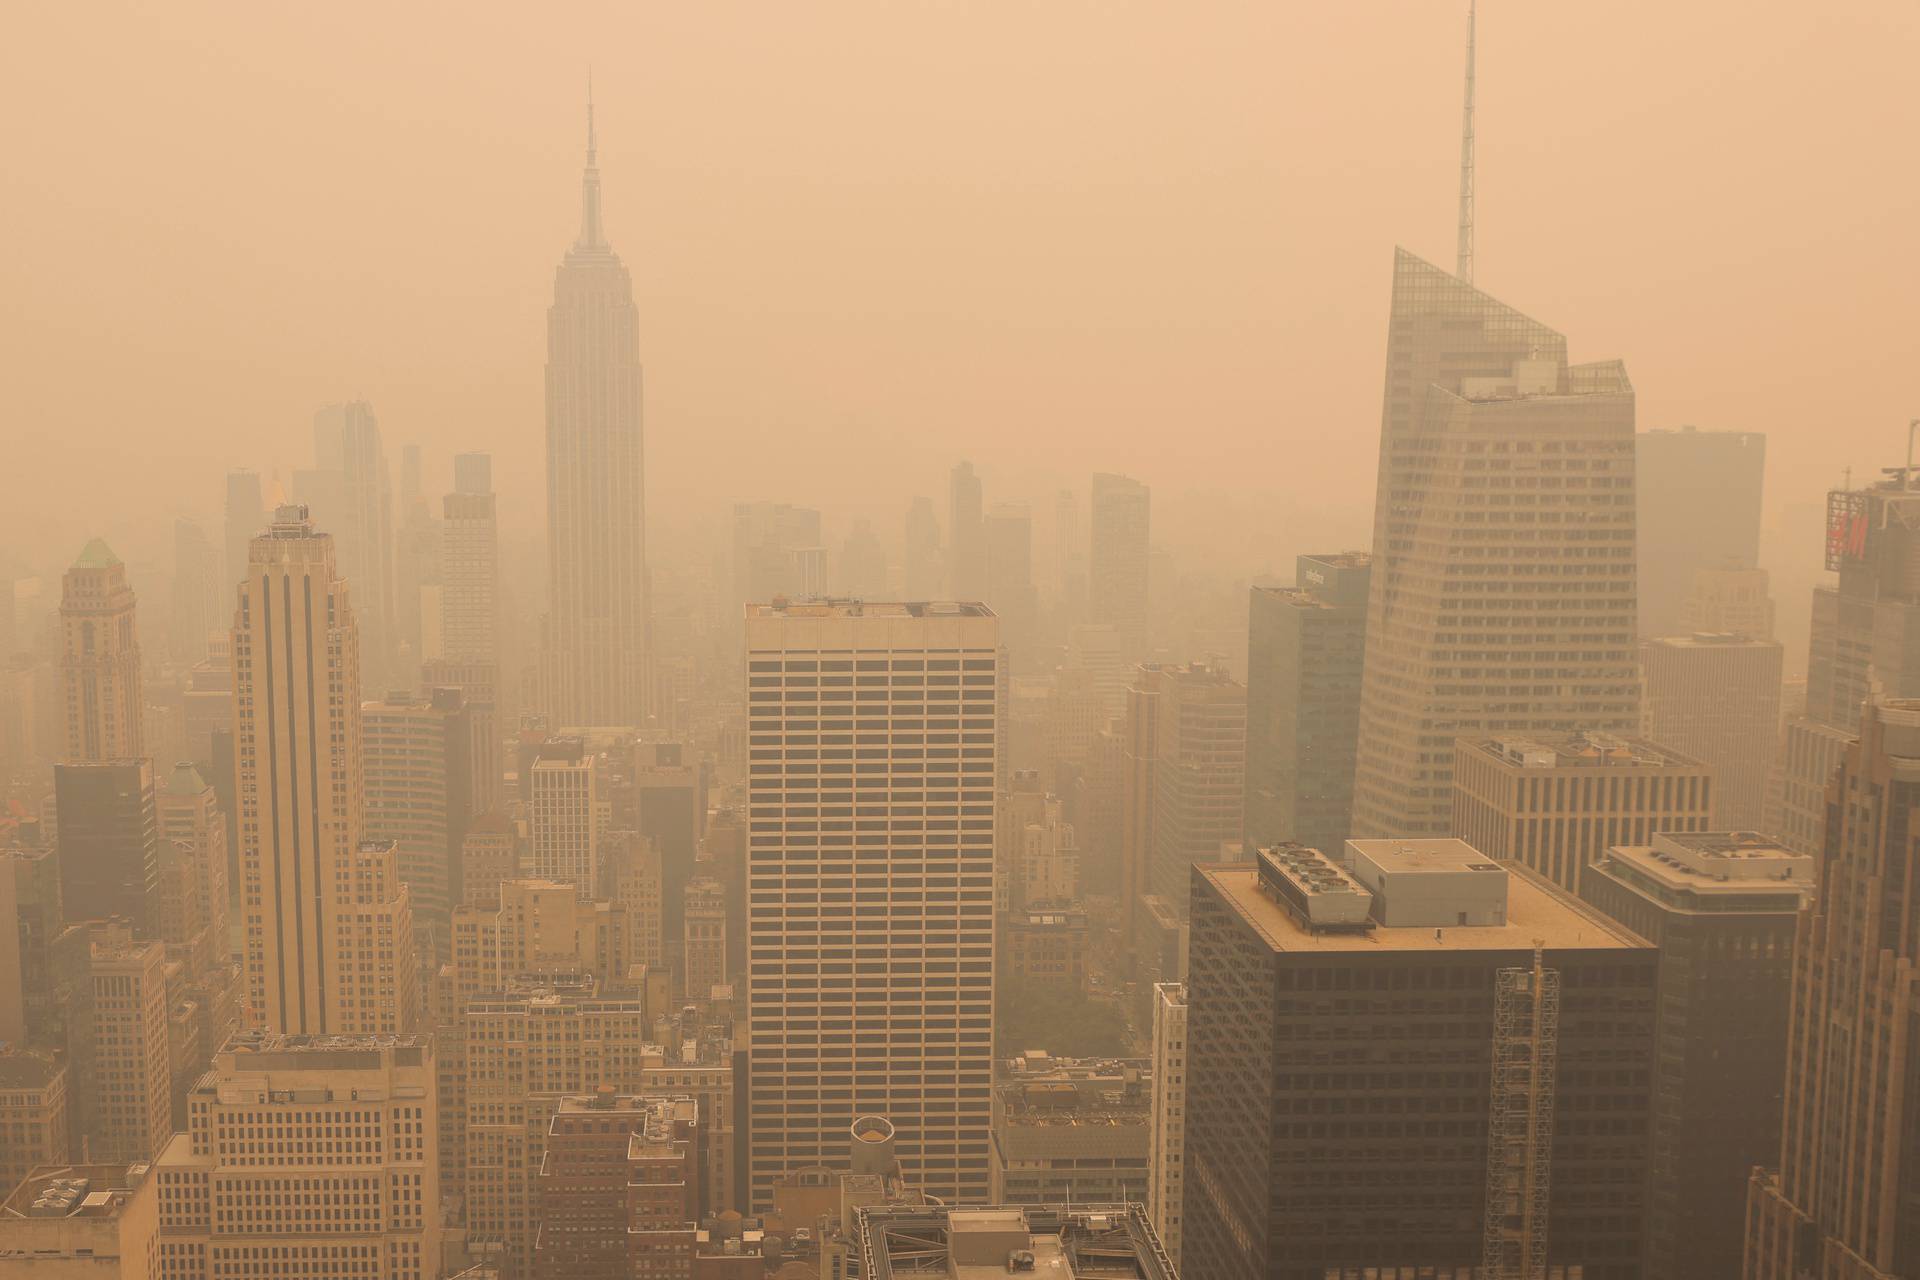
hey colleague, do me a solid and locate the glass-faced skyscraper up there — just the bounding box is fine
[744,599,999,1208]
[541,96,649,727]
[1350,249,1640,837]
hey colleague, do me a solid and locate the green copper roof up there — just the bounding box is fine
[72,538,121,569]
[165,761,209,796]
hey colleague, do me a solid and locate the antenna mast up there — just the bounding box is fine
[1456,0,1477,284]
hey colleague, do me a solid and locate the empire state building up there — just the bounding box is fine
[541,95,649,727]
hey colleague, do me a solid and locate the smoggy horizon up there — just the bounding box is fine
[5,1,1917,583]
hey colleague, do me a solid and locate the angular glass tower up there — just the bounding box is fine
[1350,249,1640,837]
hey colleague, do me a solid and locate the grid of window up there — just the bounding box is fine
[745,614,999,1209]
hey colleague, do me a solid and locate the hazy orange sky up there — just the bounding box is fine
[4,2,1917,580]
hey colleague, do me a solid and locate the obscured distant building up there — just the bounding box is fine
[1642,633,1783,830]
[1638,426,1765,639]
[1089,474,1150,663]
[53,759,159,934]
[1245,553,1369,853]
[1678,561,1775,639]
[1003,902,1089,991]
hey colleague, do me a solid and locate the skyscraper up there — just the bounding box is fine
[222,468,264,596]
[1772,469,1920,853]
[58,538,144,762]
[169,517,222,664]
[86,929,172,1165]
[438,451,500,717]
[542,95,649,728]
[1747,698,1920,1279]
[233,503,415,1035]
[1351,251,1640,838]
[1245,553,1370,853]
[1581,833,1808,1280]
[744,599,999,1207]
[948,461,986,601]
[530,755,597,891]
[1121,664,1247,929]
[1148,981,1188,1268]
[1089,473,1150,662]
[303,399,396,683]
[984,501,1036,660]
[1184,845,1657,1280]
[362,688,479,963]
[903,495,943,599]
[52,758,159,934]
[1637,426,1766,639]
[1642,632,1783,830]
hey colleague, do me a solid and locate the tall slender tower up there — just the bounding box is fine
[232,503,417,1034]
[59,538,145,762]
[541,90,649,727]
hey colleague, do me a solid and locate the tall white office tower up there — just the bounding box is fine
[744,600,1000,1208]
[541,92,649,726]
[232,503,419,1034]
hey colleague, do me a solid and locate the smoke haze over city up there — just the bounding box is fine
[6,1,1917,573]
[5,5,1920,1279]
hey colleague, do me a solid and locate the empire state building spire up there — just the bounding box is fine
[542,89,650,730]
[577,78,605,250]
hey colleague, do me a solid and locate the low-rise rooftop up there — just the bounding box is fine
[745,599,994,619]
[854,1204,1176,1280]
[1,1165,148,1219]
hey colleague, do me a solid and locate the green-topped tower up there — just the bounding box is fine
[59,537,145,762]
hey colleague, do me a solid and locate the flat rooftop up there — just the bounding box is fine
[2,1166,148,1219]
[745,599,994,619]
[855,1204,1176,1280]
[223,1031,432,1053]
[1600,833,1812,902]
[1202,862,1646,954]
[1646,631,1779,649]
[1346,838,1501,875]
[1464,731,1706,771]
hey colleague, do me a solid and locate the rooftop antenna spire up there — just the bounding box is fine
[1455,0,1476,284]
[577,70,605,249]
